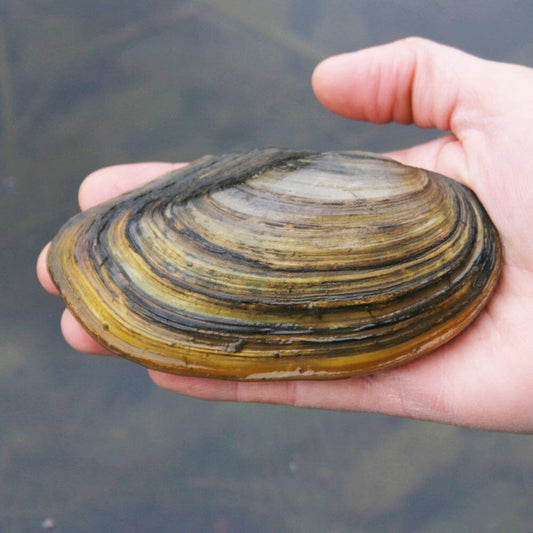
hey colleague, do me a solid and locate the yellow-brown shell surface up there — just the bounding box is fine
[47,150,502,380]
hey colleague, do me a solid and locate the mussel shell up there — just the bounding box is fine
[47,150,502,380]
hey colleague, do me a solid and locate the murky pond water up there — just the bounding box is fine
[1,1,532,531]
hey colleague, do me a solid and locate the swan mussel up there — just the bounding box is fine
[47,150,502,380]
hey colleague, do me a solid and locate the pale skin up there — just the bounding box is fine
[37,38,533,433]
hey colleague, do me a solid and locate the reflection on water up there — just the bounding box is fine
[1,1,532,531]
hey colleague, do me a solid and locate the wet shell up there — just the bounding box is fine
[47,150,502,380]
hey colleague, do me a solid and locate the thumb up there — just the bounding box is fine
[312,37,486,132]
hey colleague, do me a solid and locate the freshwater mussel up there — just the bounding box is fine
[47,150,502,380]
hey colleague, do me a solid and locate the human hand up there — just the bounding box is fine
[38,38,533,433]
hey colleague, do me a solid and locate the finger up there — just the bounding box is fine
[61,309,113,355]
[148,357,444,419]
[312,37,485,132]
[149,370,301,404]
[79,162,187,210]
[37,243,60,295]
[148,365,417,411]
